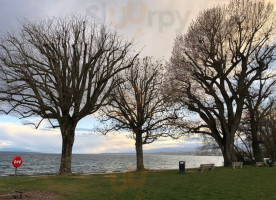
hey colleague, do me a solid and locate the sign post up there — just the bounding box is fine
[12,156,23,176]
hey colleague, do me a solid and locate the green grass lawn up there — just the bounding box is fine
[0,166,275,200]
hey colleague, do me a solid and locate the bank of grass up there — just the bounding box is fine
[0,166,275,200]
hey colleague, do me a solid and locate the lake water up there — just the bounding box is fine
[0,153,223,177]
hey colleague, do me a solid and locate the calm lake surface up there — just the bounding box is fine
[0,153,223,177]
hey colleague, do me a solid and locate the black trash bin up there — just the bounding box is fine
[268,160,273,167]
[179,161,185,174]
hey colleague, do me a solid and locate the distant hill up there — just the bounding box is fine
[148,151,222,156]
[0,148,40,154]
[142,147,222,156]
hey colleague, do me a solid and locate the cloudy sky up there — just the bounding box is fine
[0,0,275,154]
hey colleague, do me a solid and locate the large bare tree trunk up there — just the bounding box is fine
[135,133,145,171]
[59,120,76,175]
[222,148,236,167]
[213,129,236,167]
[221,135,236,167]
[251,124,263,163]
[252,139,263,163]
[222,147,234,167]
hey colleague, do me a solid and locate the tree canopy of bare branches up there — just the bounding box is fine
[166,0,276,166]
[0,16,137,175]
[100,57,178,171]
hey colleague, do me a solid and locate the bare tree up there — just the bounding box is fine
[244,77,276,162]
[228,70,276,163]
[100,57,178,171]
[0,16,137,175]
[166,0,276,166]
[259,108,276,161]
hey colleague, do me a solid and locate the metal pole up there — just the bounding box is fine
[15,167,17,176]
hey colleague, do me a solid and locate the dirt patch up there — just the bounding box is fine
[0,190,60,200]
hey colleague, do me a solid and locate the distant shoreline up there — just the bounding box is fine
[0,168,210,178]
[0,151,222,156]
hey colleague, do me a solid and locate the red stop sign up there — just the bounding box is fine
[12,156,23,168]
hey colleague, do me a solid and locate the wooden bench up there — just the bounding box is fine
[198,164,215,172]
[256,162,265,167]
[232,162,243,169]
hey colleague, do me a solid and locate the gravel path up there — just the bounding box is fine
[0,190,60,200]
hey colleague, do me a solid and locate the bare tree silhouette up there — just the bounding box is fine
[166,0,276,166]
[100,57,178,171]
[0,16,138,175]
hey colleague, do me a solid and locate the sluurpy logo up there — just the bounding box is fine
[86,1,191,38]
[109,165,147,198]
